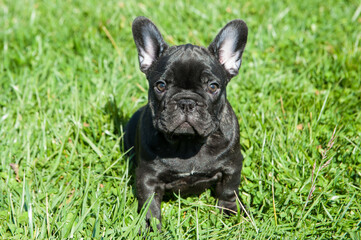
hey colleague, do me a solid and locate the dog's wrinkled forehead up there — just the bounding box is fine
[171,45,212,88]
[148,44,227,87]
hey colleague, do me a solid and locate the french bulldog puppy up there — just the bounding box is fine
[124,16,248,230]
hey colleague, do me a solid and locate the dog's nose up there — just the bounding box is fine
[178,99,196,113]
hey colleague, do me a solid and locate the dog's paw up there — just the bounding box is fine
[138,217,161,236]
[218,199,238,215]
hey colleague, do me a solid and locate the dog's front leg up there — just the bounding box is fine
[136,169,164,231]
[215,166,242,215]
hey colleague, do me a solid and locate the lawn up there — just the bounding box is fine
[1,0,361,238]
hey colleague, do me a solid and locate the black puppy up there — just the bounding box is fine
[124,16,248,229]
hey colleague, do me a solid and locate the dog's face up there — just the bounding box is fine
[146,45,228,139]
[132,17,247,140]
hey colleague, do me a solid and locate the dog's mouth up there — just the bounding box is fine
[156,107,218,142]
[171,121,196,136]
[162,120,199,143]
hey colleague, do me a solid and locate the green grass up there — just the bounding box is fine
[1,0,361,238]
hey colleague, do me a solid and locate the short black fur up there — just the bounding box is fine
[124,16,248,230]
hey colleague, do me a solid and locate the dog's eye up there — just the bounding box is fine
[208,82,219,93]
[155,81,166,92]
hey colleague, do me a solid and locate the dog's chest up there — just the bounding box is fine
[163,171,222,194]
[157,155,223,194]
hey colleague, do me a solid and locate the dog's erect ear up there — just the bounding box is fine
[132,17,168,73]
[208,20,248,79]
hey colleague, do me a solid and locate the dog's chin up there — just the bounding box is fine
[173,122,196,135]
[161,122,206,143]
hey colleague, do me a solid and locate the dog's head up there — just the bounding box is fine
[132,17,247,141]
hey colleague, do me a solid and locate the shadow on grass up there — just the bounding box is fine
[104,95,137,193]
[104,95,129,136]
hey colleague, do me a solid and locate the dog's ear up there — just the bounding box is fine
[132,17,168,73]
[208,20,248,79]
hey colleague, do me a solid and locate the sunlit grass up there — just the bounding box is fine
[1,0,360,238]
